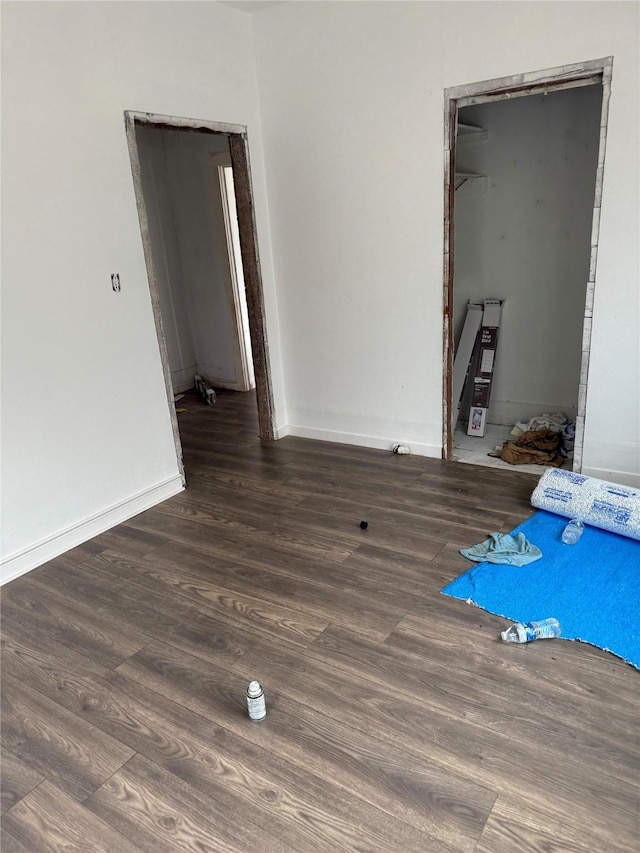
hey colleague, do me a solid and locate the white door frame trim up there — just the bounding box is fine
[213,155,254,392]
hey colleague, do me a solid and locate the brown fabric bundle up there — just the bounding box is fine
[500,428,564,467]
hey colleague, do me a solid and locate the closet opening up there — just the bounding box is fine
[443,58,612,474]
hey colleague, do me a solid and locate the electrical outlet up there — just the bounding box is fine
[111,273,121,292]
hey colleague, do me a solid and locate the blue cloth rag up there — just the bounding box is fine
[460,532,542,566]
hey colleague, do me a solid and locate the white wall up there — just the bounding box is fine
[135,126,242,391]
[162,129,240,386]
[253,1,639,482]
[0,1,285,582]
[454,85,603,427]
[135,125,197,391]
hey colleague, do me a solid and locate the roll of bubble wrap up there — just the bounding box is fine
[531,469,640,541]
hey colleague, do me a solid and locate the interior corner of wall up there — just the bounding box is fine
[274,423,290,439]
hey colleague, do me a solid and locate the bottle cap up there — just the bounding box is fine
[247,680,262,696]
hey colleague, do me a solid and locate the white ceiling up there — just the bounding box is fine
[218,1,284,13]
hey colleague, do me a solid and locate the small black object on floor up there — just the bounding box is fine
[359,520,368,529]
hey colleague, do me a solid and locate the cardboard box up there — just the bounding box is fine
[467,299,502,437]
[451,301,483,432]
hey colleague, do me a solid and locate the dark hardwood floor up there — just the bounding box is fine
[2,389,638,852]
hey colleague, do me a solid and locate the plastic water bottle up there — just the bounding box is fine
[562,518,584,545]
[246,680,266,721]
[501,618,561,643]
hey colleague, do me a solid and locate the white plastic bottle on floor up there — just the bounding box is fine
[501,618,561,643]
[562,518,584,544]
[246,680,267,721]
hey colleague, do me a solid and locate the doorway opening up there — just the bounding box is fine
[125,112,275,483]
[443,58,612,474]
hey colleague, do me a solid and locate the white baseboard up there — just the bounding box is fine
[284,423,441,458]
[171,366,197,393]
[580,467,640,488]
[274,424,291,439]
[173,379,196,395]
[1,475,184,586]
[197,369,243,392]
[208,379,243,391]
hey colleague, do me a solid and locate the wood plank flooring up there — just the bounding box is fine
[2,389,638,852]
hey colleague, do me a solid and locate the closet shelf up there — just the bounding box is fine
[457,122,488,143]
[455,172,486,190]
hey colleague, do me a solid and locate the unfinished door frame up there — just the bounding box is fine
[124,110,276,483]
[442,57,613,471]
